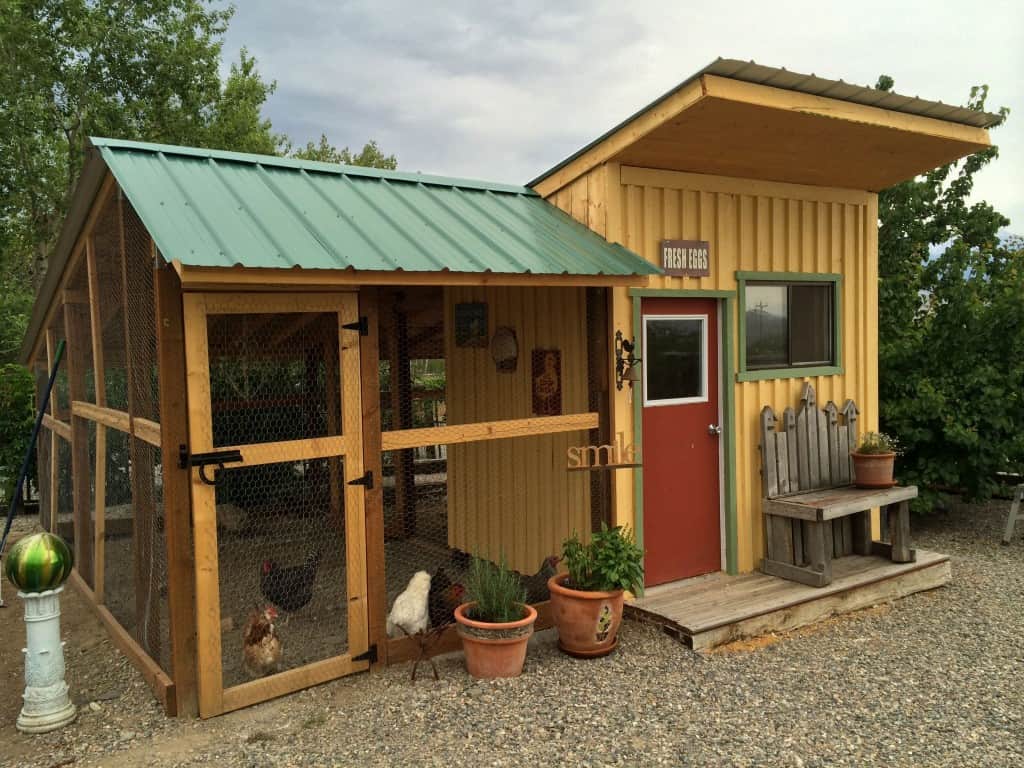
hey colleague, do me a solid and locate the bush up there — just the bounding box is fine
[0,364,37,507]
[464,556,527,623]
[561,523,644,594]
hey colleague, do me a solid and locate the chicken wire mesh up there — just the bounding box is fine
[36,425,52,532]
[204,308,352,688]
[56,436,74,548]
[379,286,611,635]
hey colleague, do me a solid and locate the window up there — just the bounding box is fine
[737,272,842,381]
[643,315,707,405]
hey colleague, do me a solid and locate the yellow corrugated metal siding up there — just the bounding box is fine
[444,285,592,574]
[545,164,878,573]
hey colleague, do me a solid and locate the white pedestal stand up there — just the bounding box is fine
[16,586,77,733]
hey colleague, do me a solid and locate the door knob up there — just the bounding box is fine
[707,424,722,436]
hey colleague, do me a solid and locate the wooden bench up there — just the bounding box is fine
[759,384,917,587]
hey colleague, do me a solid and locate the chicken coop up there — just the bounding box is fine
[22,59,996,719]
[21,137,656,717]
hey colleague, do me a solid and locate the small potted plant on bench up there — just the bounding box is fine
[852,431,900,488]
[454,556,537,678]
[548,523,643,658]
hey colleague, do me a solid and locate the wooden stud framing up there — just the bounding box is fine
[45,330,61,532]
[156,265,198,717]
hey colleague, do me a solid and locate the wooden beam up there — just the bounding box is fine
[132,417,161,447]
[155,266,198,717]
[177,265,649,292]
[68,570,176,715]
[219,655,369,717]
[380,412,599,451]
[620,165,873,206]
[531,79,706,197]
[25,173,117,365]
[702,74,992,147]
[42,414,72,441]
[71,401,131,433]
[215,434,352,467]
[358,288,388,668]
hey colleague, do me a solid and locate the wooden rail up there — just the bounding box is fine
[42,414,71,441]
[380,412,599,451]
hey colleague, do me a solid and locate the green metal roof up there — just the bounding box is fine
[92,137,658,277]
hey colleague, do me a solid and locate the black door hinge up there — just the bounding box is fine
[347,470,374,489]
[353,645,378,663]
[341,316,369,336]
[179,445,244,486]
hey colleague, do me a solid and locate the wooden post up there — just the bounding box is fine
[121,199,160,659]
[888,501,914,563]
[359,288,387,667]
[155,265,198,717]
[64,291,94,586]
[86,238,108,603]
[45,330,60,533]
[386,299,415,537]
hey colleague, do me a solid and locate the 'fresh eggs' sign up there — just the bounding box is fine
[661,239,710,277]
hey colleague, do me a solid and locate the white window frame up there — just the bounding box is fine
[642,314,708,407]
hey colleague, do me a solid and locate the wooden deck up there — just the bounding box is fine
[626,549,950,651]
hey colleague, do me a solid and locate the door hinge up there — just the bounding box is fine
[179,445,244,486]
[347,470,374,490]
[341,316,369,336]
[353,645,378,663]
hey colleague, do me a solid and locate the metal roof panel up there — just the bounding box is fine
[93,137,658,277]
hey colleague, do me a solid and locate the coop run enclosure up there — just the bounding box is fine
[22,138,657,717]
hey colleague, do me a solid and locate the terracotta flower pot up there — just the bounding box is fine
[547,573,624,658]
[851,451,896,488]
[454,602,537,679]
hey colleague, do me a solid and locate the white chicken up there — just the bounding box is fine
[386,571,432,638]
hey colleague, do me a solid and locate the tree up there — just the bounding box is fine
[290,134,398,170]
[876,75,1022,510]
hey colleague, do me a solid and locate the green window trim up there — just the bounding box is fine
[735,271,843,382]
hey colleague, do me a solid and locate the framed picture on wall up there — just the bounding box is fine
[532,348,562,415]
[454,302,488,348]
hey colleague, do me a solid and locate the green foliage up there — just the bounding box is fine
[289,134,398,170]
[855,431,900,455]
[561,523,644,594]
[876,75,1022,511]
[464,555,527,624]
[0,363,36,505]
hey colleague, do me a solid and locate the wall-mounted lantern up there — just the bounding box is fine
[614,331,641,390]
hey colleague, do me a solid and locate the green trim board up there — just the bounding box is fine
[735,271,843,382]
[629,289,739,576]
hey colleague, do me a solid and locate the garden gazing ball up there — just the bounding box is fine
[4,532,73,593]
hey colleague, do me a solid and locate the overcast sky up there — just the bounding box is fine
[221,1,1024,232]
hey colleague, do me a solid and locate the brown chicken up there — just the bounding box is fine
[243,604,282,678]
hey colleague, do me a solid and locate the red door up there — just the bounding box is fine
[641,297,721,586]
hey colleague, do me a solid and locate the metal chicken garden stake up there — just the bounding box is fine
[4,532,77,733]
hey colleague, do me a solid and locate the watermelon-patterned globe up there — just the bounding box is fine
[4,532,73,593]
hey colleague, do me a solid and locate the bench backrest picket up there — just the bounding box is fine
[760,383,859,500]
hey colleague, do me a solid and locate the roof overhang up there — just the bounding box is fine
[531,62,996,196]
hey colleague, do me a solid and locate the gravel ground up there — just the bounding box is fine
[1,498,1022,768]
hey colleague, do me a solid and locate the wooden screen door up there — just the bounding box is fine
[182,292,369,717]
[641,297,722,586]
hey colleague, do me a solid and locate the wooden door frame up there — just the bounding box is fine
[629,288,738,575]
[182,291,369,717]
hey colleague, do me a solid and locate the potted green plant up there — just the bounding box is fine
[548,523,644,658]
[454,556,537,678]
[851,431,900,488]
